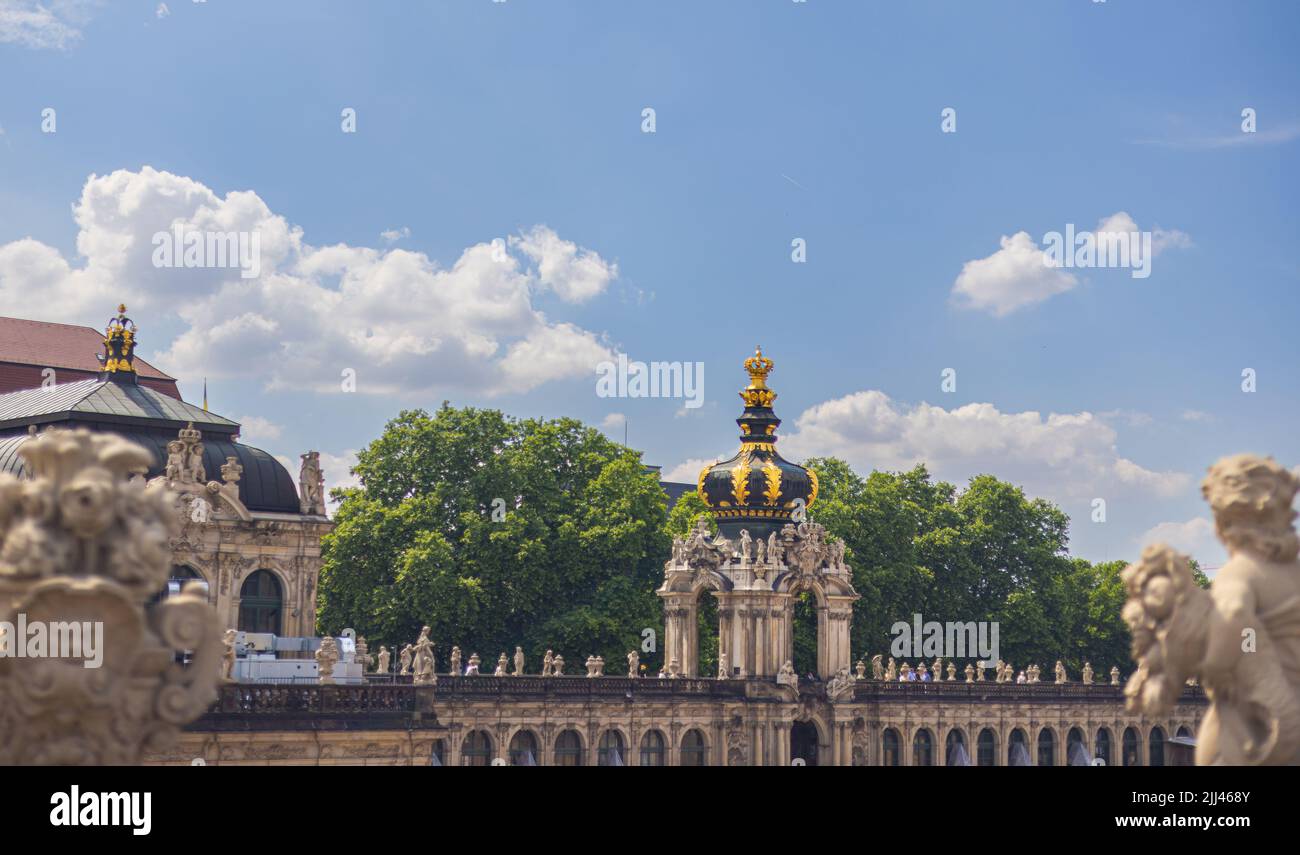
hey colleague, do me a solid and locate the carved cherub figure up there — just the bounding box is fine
[1123,454,1300,765]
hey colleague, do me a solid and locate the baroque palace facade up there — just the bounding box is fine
[0,307,332,640]
[147,346,1204,766]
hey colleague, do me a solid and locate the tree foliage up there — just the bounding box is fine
[318,404,667,674]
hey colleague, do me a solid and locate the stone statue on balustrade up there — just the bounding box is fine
[965,663,975,683]
[1055,660,1067,684]
[514,646,526,676]
[947,662,957,682]
[377,646,391,675]
[872,654,884,680]
[1123,454,1300,765]
[316,637,339,684]
[411,627,435,685]
[449,646,462,676]
[221,629,238,682]
[827,666,854,701]
[399,644,412,676]
[855,659,866,680]
[1081,662,1093,685]
[552,654,565,675]
[776,660,799,690]
[885,657,897,681]
[627,650,639,677]
[542,649,554,677]
[717,653,729,679]
[740,529,752,564]
[495,653,508,676]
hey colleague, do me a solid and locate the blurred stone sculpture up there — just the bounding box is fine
[542,649,554,677]
[552,653,565,675]
[398,644,412,676]
[449,645,462,676]
[377,645,390,675]
[1082,662,1093,685]
[355,635,370,672]
[1110,666,1120,686]
[871,654,883,680]
[514,646,525,676]
[495,653,508,676]
[627,650,638,677]
[0,428,220,765]
[826,666,853,700]
[1054,660,1067,684]
[1123,454,1300,765]
[965,663,975,683]
[947,662,957,681]
[884,657,897,681]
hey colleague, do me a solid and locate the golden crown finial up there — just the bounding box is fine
[740,346,776,408]
[744,345,774,388]
[118,303,127,314]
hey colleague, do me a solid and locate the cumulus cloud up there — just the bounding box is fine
[1136,517,1226,571]
[778,390,1190,503]
[0,167,617,397]
[952,212,1190,316]
[662,457,717,484]
[236,415,282,444]
[951,231,1077,317]
[0,0,97,49]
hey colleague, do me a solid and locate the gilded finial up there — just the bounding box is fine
[740,346,776,408]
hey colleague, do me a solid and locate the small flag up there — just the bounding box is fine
[203,378,208,412]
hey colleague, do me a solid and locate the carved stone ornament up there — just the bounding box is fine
[0,428,221,765]
[1123,454,1300,765]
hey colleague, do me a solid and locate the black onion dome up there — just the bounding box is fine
[697,347,817,540]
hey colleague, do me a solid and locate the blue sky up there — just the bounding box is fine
[2,0,1298,569]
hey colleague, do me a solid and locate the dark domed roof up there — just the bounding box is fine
[697,347,817,540]
[0,430,300,514]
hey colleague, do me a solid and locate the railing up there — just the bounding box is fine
[213,682,422,715]
[430,675,748,699]
[850,680,1206,703]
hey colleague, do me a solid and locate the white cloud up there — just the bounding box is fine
[952,212,1190,316]
[0,0,97,50]
[778,389,1190,503]
[508,225,617,303]
[600,412,626,432]
[662,457,716,484]
[155,2,168,18]
[951,231,1077,317]
[379,226,410,244]
[1180,409,1212,423]
[236,415,282,444]
[1136,517,1226,572]
[0,167,617,397]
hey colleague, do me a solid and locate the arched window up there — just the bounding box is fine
[912,728,934,766]
[1148,726,1166,767]
[509,730,539,766]
[680,729,708,767]
[554,729,584,767]
[238,570,283,635]
[1008,728,1031,766]
[598,730,626,766]
[1095,728,1112,766]
[461,730,492,766]
[429,740,445,767]
[1067,727,1087,765]
[945,729,969,766]
[1176,725,1192,739]
[639,730,666,767]
[1122,726,1141,766]
[1037,728,1056,767]
[977,728,997,767]
[882,728,901,767]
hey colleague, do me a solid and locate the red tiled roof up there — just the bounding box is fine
[0,315,175,380]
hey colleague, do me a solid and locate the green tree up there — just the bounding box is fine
[318,404,668,675]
